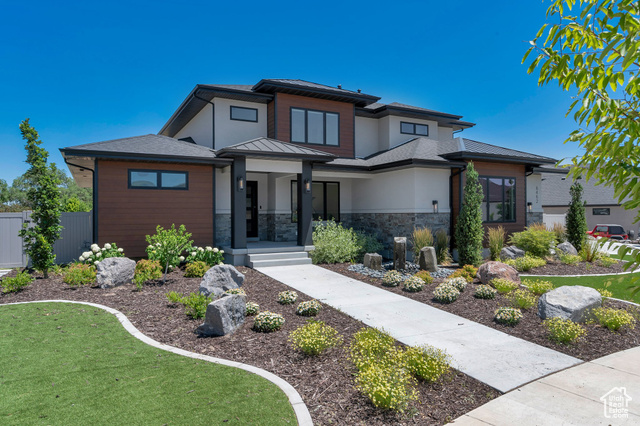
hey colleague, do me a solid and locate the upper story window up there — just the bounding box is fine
[230,106,258,122]
[128,170,188,190]
[290,107,339,146]
[400,121,429,136]
[479,177,516,222]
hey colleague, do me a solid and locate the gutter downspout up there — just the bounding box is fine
[63,158,97,245]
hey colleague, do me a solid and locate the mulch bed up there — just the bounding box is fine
[322,263,640,362]
[526,259,628,275]
[0,268,498,426]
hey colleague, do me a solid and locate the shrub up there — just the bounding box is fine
[355,231,384,263]
[455,162,484,266]
[288,320,342,355]
[508,289,538,310]
[146,224,194,282]
[413,271,434,285]
[166,291,184,304]
[185,246,224,266]
[245,302,260,316]
[543,317,586,344]
[403,276,425,292]
[382,270,403,287]
[566,182,587,251]
[79,243,124,265]
[494,307,523,326]
[598,256,618,268]
[579,239,602,263]
[433,283,460,303]
[296,300,322,316]
[491,278,519,294]
[311,220,359,264]
[523,279,554,295]
[444,276,467,292]
[597,288,613,298]
[449,264,477,283]
[508,226,556,258]
[404,345,451,382]
[411,226,434,259]
[133,259,162,290]
[503,254,547,272]
[355,363,418,412]
[434,229,452,265]
[253,311,285,332]
[349,327,396,371]
[591,307,636,331]
[278,290,298,305]
[550,223,567,244]
[165,292,212,319]
[559,253,581,265]
[474,284,497,299]
[487,226,506,261]
[1,271,34,293]
[225,288,246,296]
[63,263,96,287]
[184,261,209,278]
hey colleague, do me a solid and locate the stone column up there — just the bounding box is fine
[231,157,247,249]
[394,237,406,270]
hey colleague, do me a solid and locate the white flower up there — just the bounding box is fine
[205,246,212,251]
[104,243,112,250]
[82,251,91,258]
[198,247,204,252]
[96,252,102,257]
[169,265,173,269]
[91,245,100,253]
[148,245,154,250]
[213,248,219,253]
[179,256,185,262]
[191,252,196,257]
[220,250,224,254]
[117,248,123,253]
[156,242,161,247]
[94,261,99,265]
[79,256,85,262]
[218,261,224,265]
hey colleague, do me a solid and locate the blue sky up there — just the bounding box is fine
[0,0,582,183]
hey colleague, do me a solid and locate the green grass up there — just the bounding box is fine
[0,302,295,425]
[526,273,640,303]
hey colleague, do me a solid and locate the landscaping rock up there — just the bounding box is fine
[197,294,247,336]
[96,257,135,289]
[538,286,602,323]
[557,241,578,256]
[199,264,245,298]
[418,247,438,272]
[500,246,525,260]
[477,261,520,284]
[363,253,382,270]
[394,237,407,270]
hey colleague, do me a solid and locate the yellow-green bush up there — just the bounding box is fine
[490,278,519,294]
[508,289,538,310]
[63,263,96,287]
[591,307,636,331]
[184,261,208,278]
[349,327,396,371]
[288,320,342,356]
[133,259,162,290]
[403,345,451,382]
[413,270,434,285]
[503,255,547,272]
[523,279,554,295]
[354,363,418,412]
[245,302,259,316]
[543,317,586,344]
[1,271,34,293]
[449,264,477,283]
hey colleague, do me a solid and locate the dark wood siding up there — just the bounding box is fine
[275,93,355,158]
[97,160,213,257]
[267,100,275,139]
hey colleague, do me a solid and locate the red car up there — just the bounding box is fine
[587,224,629,240]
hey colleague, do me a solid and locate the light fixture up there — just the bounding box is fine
[237,176,245,191]
[432,200,438,213]
[304,179,311,193]
[527,202,532,212]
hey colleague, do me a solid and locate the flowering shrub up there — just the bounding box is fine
[79,243,124,265]
[444,276,467,292]
[597,288,613,298]
[491,278,519,294]
[355,363,418,412]
[145,224,193,282]
[184,261,208,278]
[278,290,298,305]
[133,259,162,290]
[1,271,34,293]
[349,327,396,371]
[403,345,451,382]
[413,270,434,285]
[494,307,523,326]
[186,246,224,266]
[591,307,636,331]
[403,276,425,292]
[474,284,497,299]
[508,289,538,310]
[288,320,342,355]
[433,283,460,303]
[63,263,96,287]
[382,270,403,287]
[245,302,260,316]
[296,300,322,316]
[543,317,586,344]
[503,255,547,272]
[523,279,554,295]
[225,288,246,296]
[253,311,285,332]
[449,265,477,283]
[165,291,212,319]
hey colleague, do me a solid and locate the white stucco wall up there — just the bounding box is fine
[174,103,213,148]
[215,167,231,213]
[438,126,454,141]
[214,98,267,149]
[355,116,380,157]
[527,174,543,213]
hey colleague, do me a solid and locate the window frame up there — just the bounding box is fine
[290,180,340,223]
[289,107,340,146]
[400,121,429,136]
[230,105,259,122]
[592,208,611,216]
[128,169,189,190]
[479,175,517,223]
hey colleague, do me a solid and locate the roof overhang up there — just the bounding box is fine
[355,105,475,129]
[315,159,466,173]
[441,152,556,166]
[252,79,380,107]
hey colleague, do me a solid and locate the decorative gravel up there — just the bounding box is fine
[348,262,455,280]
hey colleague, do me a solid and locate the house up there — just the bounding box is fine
[60,79,556,265]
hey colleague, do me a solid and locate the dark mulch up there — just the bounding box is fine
[0,267,498,426]
[527,259,628,276]
[322,263,640,362]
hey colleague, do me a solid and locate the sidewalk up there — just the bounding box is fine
[256,264,581,393]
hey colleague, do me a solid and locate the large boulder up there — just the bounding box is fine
[394,237,407,270]
[538,286,602,323]
[418,247,438,272]
[199,264,245,298]
[197,294,247,336]
[477,261,520,284]
[363,253,382,270]
[557,241,578,256]
[500,246,525,260]
[96,257,136,289]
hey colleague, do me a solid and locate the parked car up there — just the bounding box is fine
[587,224,629,240]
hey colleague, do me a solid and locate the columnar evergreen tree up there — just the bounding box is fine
[565,182,587,251]
[455,162,484,266]
[18,119,62,278]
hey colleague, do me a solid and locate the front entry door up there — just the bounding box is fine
[246,181,258,238]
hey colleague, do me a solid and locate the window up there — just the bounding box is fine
[290,107,339,145]
[478,177,516,222]
[291,181,340,222]
[128,170,188,190]
[230,106,258,122]
[592,208,610,215]
[400,121,429,136]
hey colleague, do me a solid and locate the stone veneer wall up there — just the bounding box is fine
[526,212,544,226]
[215,214,231,247]
[267,213,298,242]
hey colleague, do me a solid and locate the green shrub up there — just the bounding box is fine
[559,253,581,265]
[79,243,124,265]
[185,246,224,266]
[491,278,519,294]
[184,261,208,278]
[411,226,434,259]
[433,283,460,303]
[434,229,452,265]
[278,290,298,305]
[474,284,497,299]
[494,307,523,326]
[455,162,484,266]
[403,276,425,292]
[597,288,613,298]
[591,307,636,331]
[253,311,285,332]
[403,345,451,382]
[543,317,586,344]
[146,224,194,282]
[166,291,184,304]
[165,292,212,319]
[487,226,506,261]
[133,259,162,290]
[597,256,618,268]
[444,276,467,292]
[523,279,554,295]
[288,320,342,355]
[503,254,547,272]
[508,226,556,258]
[245,302,260,316]
[63,263,96,287]
[355,231,384,263]
[449,264,477,283]
[296,300,322,316]
[349,327,396,371]
[566,182,587,251]
[1,271,34,293]
[413,271,434,285]
[579,239,602,263]
[382,270,403,287]
[550,223,567,244]
[508,289,538,310]
[354,363,418,412]
[311,220,359,264]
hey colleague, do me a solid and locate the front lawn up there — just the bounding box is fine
[526,272,640,304]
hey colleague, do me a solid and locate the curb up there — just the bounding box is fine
[1,300,313,426]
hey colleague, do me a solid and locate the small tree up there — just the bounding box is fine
[18,119,62,278]
[145,224,193,283]
[565,182,588,251]
[455,162,484,266]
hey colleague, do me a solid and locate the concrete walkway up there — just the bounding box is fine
[452,346,640,425]
[256,264,581,393]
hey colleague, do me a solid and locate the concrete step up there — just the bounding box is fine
[248,256,312,268]
[247,251,309,262]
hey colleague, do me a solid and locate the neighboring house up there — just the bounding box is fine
[542,172,640,236]
[60,79,555,265]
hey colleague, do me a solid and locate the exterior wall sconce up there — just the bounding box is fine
[237,176,245,191]
[304,179,311,193]
[527,202,532,212]
[432,200,438,213]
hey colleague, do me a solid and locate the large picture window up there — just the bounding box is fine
[290,107,339,146]
[128,170,188,190]
[291,181,340,222]
[479,177,516,222]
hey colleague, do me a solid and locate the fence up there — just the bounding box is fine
[0,211,92,268]
[543,213,567,228]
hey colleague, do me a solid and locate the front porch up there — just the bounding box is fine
[222,240,314,267]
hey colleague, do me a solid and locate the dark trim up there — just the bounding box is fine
[230,105,259,122]
[212,101,215,150]
[400,121,429,137]
[217,149,334,161]
[352,105,356,158]
[449,166,466,246]
[290,107,340,146]
[93,160,99,245]
[60,149,231,166]
[212,166,216,247]
[313,158,466,173]
[297,161,313,246]
[525,167,534,225]
[252,79,380,106]
[127,169,189,190]
[274,93,278,140]
[442,152,556,165]
[231,157,247,249]
[290,180,341,223]
[479,176,517,223]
